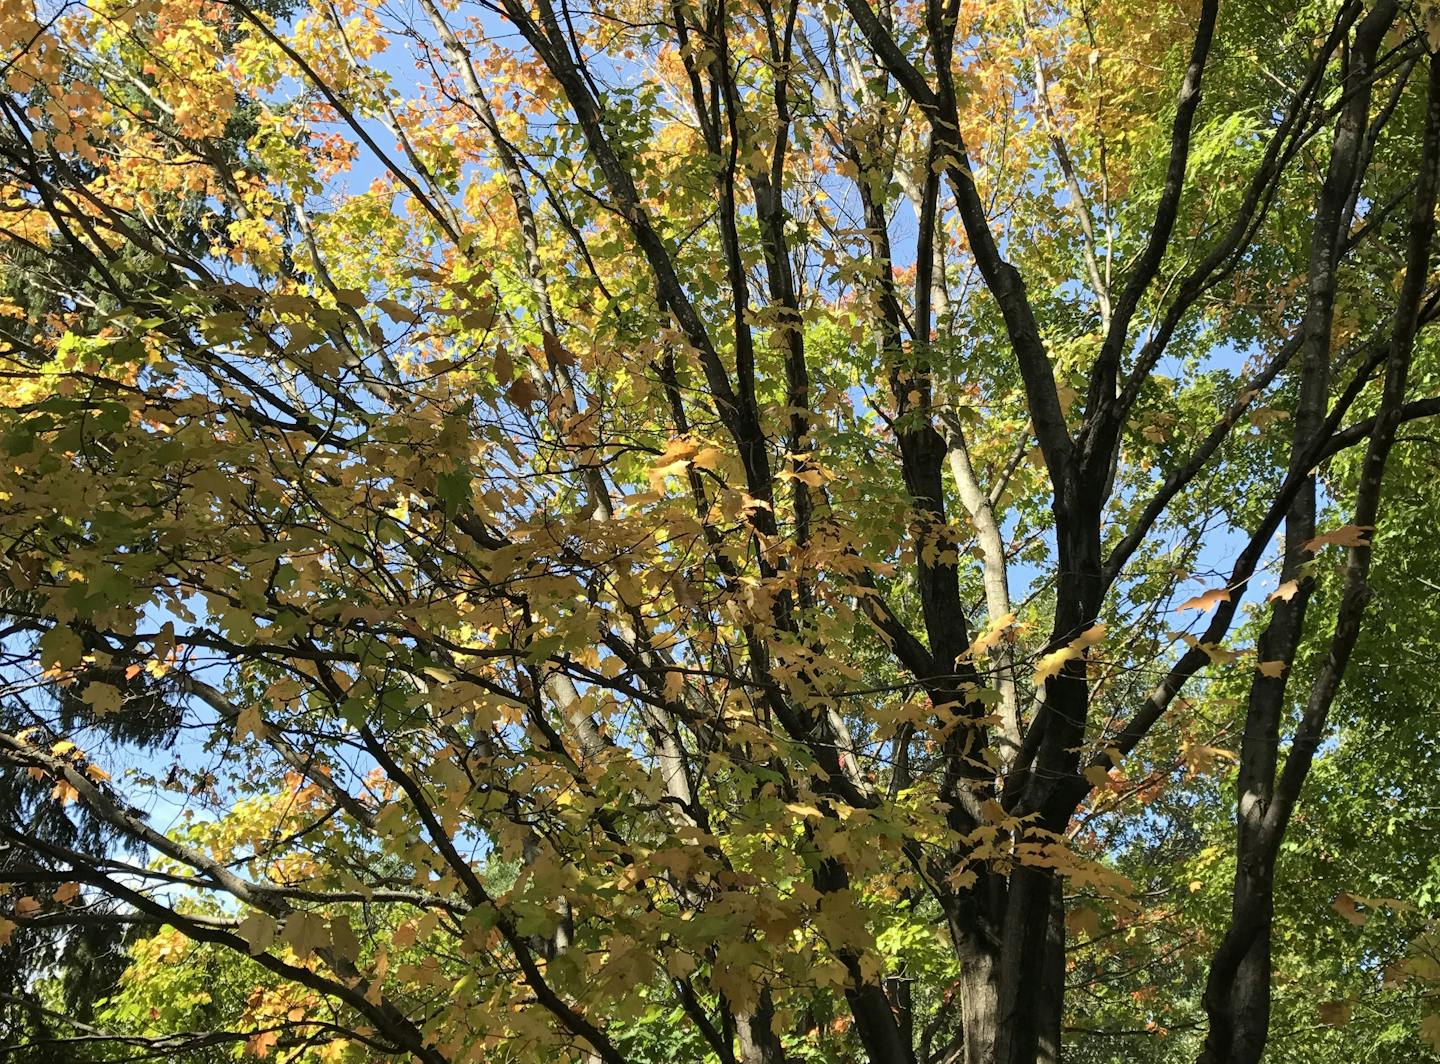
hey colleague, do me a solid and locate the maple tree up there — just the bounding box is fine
[3,0,1440,1060]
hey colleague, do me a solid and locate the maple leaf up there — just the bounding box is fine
[377,298,418,324]
[246,1029,280,1059]
[238,912,277,956]
[1268,579,1300,603]
[235,706,269,741]
[541,330,577,368]
[1034,624,1106,685]
[1176,587,1230,614]
[1332,892,1367,926]
[52,882,80,905]
[84,682,123,716]
[1065,906,1101,940]
[1422,1013,1440,1051]
[1304,524,1372,551]
[281,911,330,958]
[506,375,542,406]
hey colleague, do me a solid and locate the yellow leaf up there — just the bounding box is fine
[1033,645,1078,685]
[84,682,123,716]
[946,866,977,890]
[1083,765,1112,789]
[968,612,1016,658]
[493,344,514,385]
[1033,624,1106,685]
[1256,660,1287,678]
[329,917,361,963]
[665,951,698,978]
[1198,642,1239,664]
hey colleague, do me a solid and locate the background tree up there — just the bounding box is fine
[2,0,1440,1062]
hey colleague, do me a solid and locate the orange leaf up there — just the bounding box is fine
[1332,892,1367,926]
[246,1029,280,1059]
[1176,587,1230,614]
[53,882,80,905]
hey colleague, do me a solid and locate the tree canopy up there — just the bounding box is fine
[3,0,1440,1062]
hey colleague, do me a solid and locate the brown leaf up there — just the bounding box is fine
[376,298,418,324]
[541,331,577,368]
[1421,1012,1440,1050]
[506,375,542,407]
